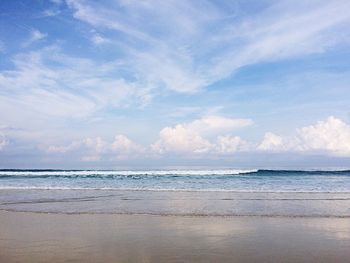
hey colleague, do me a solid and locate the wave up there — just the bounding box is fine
[0,169,257,178]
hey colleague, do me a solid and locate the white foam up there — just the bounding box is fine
[0,169,258,177]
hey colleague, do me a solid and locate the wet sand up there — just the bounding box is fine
[0,211,349,263]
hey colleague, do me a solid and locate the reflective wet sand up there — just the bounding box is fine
[1,189,350,217]
[1,211,349,263]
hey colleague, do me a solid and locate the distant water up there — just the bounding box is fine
[1,169,350,216]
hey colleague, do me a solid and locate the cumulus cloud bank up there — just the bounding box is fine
[48,135,144,161]
[259,116,350,156]
[152,115,252,154]
[45,116,350,160]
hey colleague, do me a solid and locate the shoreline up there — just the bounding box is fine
[2,188,350,193]
[1,209,350,218]
[1,189,349,217]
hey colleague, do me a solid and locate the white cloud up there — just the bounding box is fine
[23,29,47,47]
[152,115,252,154]
[187,115,253,137]
[66,0,210,93]
[258,116,350,156]
[111,135,144,154]
[297,116,350,156]
[91,34,110,45]
[47,134,144,161]
[42,9,61,17]
[0,43,152,150]
[31,30,47,41]
[215,135,249,154]
[47,137,107,155]
[152,124,213,154]
[47,141,81,154]
[84,137,107,153]
[0,46,146,128]
[46,115,252,157]
[14,116,350,162]
[110,135,145,160]
[258,132,285,151]
[66,0,350,93]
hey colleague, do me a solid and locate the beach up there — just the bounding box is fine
[1,170,350,262]
[1,211,350,263]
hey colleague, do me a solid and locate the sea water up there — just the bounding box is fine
[1,169,350,216]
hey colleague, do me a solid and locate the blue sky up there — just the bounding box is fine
[0,0,350,169]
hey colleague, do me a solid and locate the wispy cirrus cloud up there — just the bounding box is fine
[22,29,47,47]
[41,9,61,17]
[0,45,148,126]
[91,34,110,45]
[66,0,350,93]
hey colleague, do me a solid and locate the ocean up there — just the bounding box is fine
[1,169,350,217]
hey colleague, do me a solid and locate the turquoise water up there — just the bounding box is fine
[1,169,350,216]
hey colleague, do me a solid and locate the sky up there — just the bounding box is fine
[0,0,350,169]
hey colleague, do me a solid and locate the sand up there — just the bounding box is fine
[0,211,350,263]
